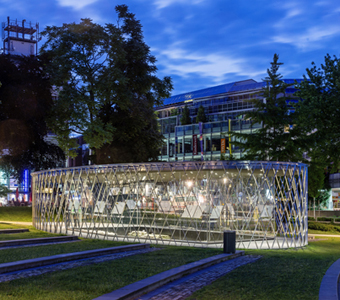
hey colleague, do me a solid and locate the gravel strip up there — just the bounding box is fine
[0,247,161,283]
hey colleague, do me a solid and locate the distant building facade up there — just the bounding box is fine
[155,79,301,162]
[1,17,39,56]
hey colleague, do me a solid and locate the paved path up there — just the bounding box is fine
[0,247,160,283]
[309,234,340,238]
[0,221,32,226]
[319,258,340,300]
[139,255,260,300]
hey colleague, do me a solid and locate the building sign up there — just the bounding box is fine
[193,134,197,155]
[22,169,29,193]
[221,138,226,153]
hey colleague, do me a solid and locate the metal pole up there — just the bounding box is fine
[223,230,236,253]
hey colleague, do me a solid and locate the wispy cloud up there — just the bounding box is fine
[153,0,204,10]
[155,44,264,86]
[56,0,98,10]
[272,25,340,50]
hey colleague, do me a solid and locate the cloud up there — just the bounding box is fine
[56,0,98,10]
[155,44,264,85]
[272,25,340,50]
[153,0,204,9]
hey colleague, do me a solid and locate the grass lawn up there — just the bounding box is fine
[187,237,340,300]
[0,238,339,300]
[0,223,65,241]
[0,207,32,222]
[0,245,222,300]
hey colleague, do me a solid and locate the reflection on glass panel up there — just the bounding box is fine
[211,137,221,151]
[184,137,192,153]
[205,136,211,152]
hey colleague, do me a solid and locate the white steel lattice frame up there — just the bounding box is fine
[32,161,308,249]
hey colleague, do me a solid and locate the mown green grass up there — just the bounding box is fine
[0,224,63,241]
[0,207,32,222]
[0,245,222,300]
[0,237,132,264]
[187,237,340,300]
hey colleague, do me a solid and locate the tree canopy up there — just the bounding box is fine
[180,105,191,125]
[41,5,172,162]
[0,55,65,179]
[196,105,207,123]
[295,54,340,170]
[230,54,304,162]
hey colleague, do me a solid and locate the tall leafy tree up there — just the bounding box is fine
[96,6,172,164]
[196,105,207,123]
[295,54,340,169]
[41,5,172,162]
[0,55,65,179]
[180,105,191,125]
[230,54,304,161]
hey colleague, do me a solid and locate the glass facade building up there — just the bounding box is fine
[156,79,302,161]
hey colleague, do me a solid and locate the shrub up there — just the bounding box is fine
[308,221,340,232]
[317,217,333,222]
[308,217,315,221]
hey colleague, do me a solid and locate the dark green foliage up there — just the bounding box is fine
[180,105,191,125]
[0,55,65,179]
[0,184,10,198]
[295,54,340,169]
[308,160,326,199]
[230,54,304,162]
[308,217,315,221]
[316,217,333,222]
[308,221,340,232]
[41,5,172,162]
[196,105,207,123]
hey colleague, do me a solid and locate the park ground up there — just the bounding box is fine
[0,207,340,299]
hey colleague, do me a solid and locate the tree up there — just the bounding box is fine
[0,55,65,179]
[196,105,207,123]
[41,5,172,162]
[0,183,10,198]
[295,54,340,168]
[230,54,304,161]
[180,105,191,125]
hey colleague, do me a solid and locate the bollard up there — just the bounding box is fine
[223,230,236,254]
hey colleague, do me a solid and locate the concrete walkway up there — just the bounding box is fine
[319,258,340,300]
[139,255,260,300]
[93,251,245,300]
[0,236,79,248]
[0,221,32,226]
[0,244,150,274]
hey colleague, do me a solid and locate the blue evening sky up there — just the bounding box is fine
[1,0,340,95]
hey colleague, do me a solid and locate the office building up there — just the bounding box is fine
[155,79,301,162]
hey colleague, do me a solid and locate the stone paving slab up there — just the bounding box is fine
[0,247,160,283]
[142,255,261,300]
[0,236,79,247]
[0,243,150,274]
[0,229,29,234]
[93,251,244,300]
[319,258,340,300]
